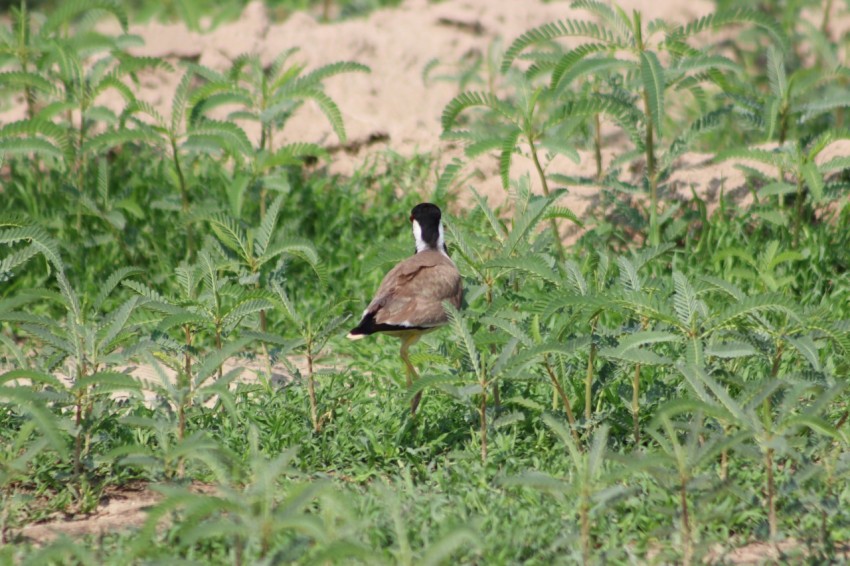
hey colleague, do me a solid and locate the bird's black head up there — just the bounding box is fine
[410,203,444,253]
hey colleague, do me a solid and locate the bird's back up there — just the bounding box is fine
[367,250,462,328]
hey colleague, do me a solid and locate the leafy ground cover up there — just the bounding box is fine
[1,0,850,564]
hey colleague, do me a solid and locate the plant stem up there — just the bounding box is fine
[529,141,565,260]
[178,324,193,479]
[260,309,273,380]
[680,479,692,566]
[766,446,777,541]
[479,383,488,462]
[183,325,192,382]
[585,317,597,421]
[642,90,659,246]
[793,176,804,246]
[74,390,83,479]
[171,137,194,259]
[215,326,223,380]
[543,355,582,448]
[307,343,319,433]
[632,362,641,445]
[594,112,603,181]
[580,490,591,565]
[821,0,834,35]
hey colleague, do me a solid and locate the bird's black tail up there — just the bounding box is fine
[347,311,428,340]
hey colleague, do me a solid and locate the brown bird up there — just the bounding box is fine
[347,203,463,416]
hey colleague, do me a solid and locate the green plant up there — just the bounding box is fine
[190,49,369,217]
[449,1,784,245]
[718,131,850,243]
[207,193,322,373]
[0,267,147,480]
[679,362,845,542]
[506,418,626,565]
[137,433,349,564]
[269,279,347,432]
[639,411,745,564]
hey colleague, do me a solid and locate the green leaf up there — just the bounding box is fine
[434,158,464,200]
[717,147,788,170]
[441,91,514,131]
[208,213,250,262]
[757,181,796,198]
[766,45,787,99]
[672,271,702,328]
[221,298,275,330]
[0,369,63,388]
[549,43,612,88]
[301,89,347,142]
[0,71,56,94]
[261,142,326,169]
[670,8,788,52]
[705,341,757,358]
[73,371,141,394]
[786,335,821,371]
[299,61,370,86]
[801,162,824,202]
[706,294,801,335]
[640,50,665,139]
[0,137,63,160]
[551,96,644,150]
[420,528,480,566]
[499,127,522,188]
[81,128,160,156]
[0,225,64,271]
[446,304,483,382]
[483,256,561,285]
[502,19,619,72]
[41,0,128,35]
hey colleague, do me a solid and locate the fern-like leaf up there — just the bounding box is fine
[255,195,283,257]
[549,43,612,89]
[499,127,522,188]
[672,271,701,329]
[669,8,788,51]
[502,19,619,72]
[441,91,514,131]
[640,50,665,139]
[706,294,801,335]
[766,46,787,99]
[0,225,63,271]
[300,89,347,142]
[208,214,250,262]
[298,61,370,87]
[41,0,128,36]
[260,143,326,169]
[801,161,824,202]
[484,256,561,285]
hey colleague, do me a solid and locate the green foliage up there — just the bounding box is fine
[1,0,850,562]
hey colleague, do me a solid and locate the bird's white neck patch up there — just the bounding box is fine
[412,220,428,253]
[437,223,447,255]
[412,219,448,255]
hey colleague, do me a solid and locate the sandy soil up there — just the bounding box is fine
[14,482,161,545]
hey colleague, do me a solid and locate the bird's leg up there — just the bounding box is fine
[400,334,422,416]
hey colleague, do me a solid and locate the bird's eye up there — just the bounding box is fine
[409,215,413,222]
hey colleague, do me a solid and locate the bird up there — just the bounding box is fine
[347,203,463,416]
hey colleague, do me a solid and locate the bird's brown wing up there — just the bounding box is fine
[367,250,462,328]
